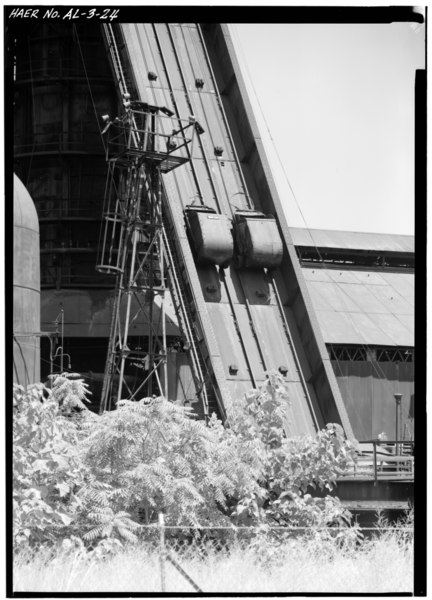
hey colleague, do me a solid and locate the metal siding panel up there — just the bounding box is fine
[312,280,361,312]
[164,165,199,209]
[168,24,206,88]
[350,271,387,285]
[301,267,414,346]
[234,304,267,381]
[370,313,413,346]
[305,282,337,311]
[302,268,333,283]
[123,24,170,92]
[332,361,415,439]
[188,159,221,206]
[195,93,237,162]
[150,24,181,90]
[370,363,414,439]
[284,382,318,437]
[327,269,369,285]
[178,24,216,87]
[365,284,413,316]
[290,227,414,253]
[337,282,389,314]
[248,305,302,382]
[210,158,246,210]
[348,312,396,346]
[283,306,313,381]
[380,272,415,303]
[205,303,255,382]
[395,313,415,336]
[316,310,362,345]
[332,361,372,440]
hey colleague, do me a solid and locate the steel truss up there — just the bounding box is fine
[97,101,197,411]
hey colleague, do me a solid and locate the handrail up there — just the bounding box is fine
[339,440,414,482]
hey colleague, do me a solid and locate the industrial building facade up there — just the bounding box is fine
[11,21,415,444]
[290,228,414,441]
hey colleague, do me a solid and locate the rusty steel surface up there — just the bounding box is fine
[301,267,414,346]
[290,227,414,253]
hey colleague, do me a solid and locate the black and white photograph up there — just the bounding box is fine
[6,3,426,595]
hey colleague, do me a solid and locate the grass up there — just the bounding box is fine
[14,530,413,594]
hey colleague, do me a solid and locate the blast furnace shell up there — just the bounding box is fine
[13,174,41,386]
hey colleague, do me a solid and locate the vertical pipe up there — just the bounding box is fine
[49,337,53,376]
[60,305,64,372]
[117,227,139,404]
[158,167,168,398]
[395,401,399,455]
[147,169,155,397]
[394,392,402,457]
[373,441,377,483]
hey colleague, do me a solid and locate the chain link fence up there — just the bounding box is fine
[14,517,414,594]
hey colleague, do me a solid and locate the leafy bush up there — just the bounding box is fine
[227,372,358,530]
[13,379,89,550]
[81,397,254,528]
[13,371,359,553]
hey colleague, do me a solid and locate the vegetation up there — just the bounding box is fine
[13,371,360,549]
[13,371,412,592]
[13,527,413,593]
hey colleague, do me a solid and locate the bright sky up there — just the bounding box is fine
[230,22,425,235]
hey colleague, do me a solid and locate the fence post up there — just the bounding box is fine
[158,511,167,592]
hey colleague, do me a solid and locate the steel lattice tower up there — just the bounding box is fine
[97,99,199,411]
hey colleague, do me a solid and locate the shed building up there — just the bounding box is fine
[290,227,414,441]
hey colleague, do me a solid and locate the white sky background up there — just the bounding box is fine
[230,22,425,235]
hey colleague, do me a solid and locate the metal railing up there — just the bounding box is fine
[339,440,414,482]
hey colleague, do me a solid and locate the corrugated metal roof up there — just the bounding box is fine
[290,227,414,253]
[302,267,414,346]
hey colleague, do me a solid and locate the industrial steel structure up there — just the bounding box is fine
[11,21,415,514]
[290,227,414,442]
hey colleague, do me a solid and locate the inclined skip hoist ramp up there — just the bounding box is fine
[97,22,355,440]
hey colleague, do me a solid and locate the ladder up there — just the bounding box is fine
[99,23,211,416]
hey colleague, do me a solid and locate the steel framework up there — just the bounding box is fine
[97,100,198,411]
